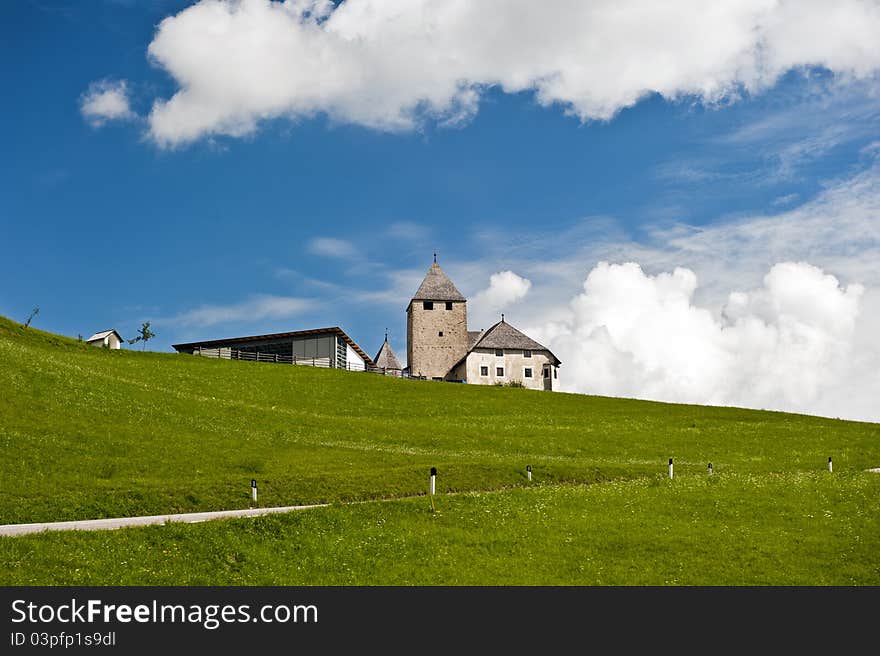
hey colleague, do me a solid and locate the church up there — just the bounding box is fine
[396,257,561,390]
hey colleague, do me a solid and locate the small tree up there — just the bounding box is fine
[128,321,156,350]
[23,307,39,328]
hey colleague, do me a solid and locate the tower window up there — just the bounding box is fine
[496,366,505,377]
[480,365,489,376]
[423,301,433,310]
[438,331,444,337]
[495,349,503,357]
[543,367,550,379]
[524,367,533,378]
[445,302,453,310]
[523,350,532,358]
[554,368,557,379]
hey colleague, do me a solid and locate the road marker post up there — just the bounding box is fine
[429,467,437,512]
[708,462,713,476]
[527,465,532,482]
[251,479,257,505]
[828,457,833,473]
[668,458,674,479]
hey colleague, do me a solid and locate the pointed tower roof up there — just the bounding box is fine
[410,259,466,303]
[373,335,403,370]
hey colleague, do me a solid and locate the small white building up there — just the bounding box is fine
[447,318,561,390]
[86,329,124,350]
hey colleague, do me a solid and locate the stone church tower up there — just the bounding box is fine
[406,257,468,379]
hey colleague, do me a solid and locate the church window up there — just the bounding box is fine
[480,365,489,376]
[523,350,532,358]
[496,366,505,377]
[445,302,453,310]
[554,368,557,379]
[495,349,503,357]
[543,367,550,379]
[423,301,433,310]
[524,367,533,378]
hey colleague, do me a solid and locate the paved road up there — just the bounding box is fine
[0,504,329,537]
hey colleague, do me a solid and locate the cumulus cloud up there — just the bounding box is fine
[539,261,871,419]
[80,79,135,127]
[171,294,313,327]
[470,271,532,328]
[138,0,880,146]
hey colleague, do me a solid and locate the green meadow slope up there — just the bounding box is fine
[1,316,878,584]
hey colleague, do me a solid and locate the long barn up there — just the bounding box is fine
[172,327,374,371]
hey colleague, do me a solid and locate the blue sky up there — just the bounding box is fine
[2,1,879,420]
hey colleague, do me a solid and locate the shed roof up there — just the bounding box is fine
[373,338,403,370]
[172,327,374,365]
[86,329,123,343]
[410,261,466,303]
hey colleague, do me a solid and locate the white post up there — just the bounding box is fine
[430,467,437,495]
[708,462,713,476]
[668,458,674,479]
[828,457,833,473]
[527,465,532,482]
[251,479,257,504]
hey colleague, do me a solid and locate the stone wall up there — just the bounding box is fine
[407,300,468,378]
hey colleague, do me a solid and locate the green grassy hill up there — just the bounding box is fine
[1,315,878,584]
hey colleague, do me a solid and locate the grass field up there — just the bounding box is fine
[1,316,878,584]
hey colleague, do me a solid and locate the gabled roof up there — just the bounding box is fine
[373,338,403,370]
[172,327,374,366]
[468,319,561,365]
[410,261,466,303]
[86,329,123,343]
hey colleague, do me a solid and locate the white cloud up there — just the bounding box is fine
[308,237,356,258]
[170,294,313,327]
[455,165,880,421]
[469,270,532,328]
[139,0,880,146]
[646,166,880,297]
[80,79,135,127]
[540,261,873,420]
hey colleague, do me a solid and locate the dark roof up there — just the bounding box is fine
[373,339,403,370]
[410,261,466,303]
[172,327,374,365]
[469,319,561,365]
[467,330,484,350]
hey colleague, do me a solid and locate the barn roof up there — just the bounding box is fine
[172,326,374,365]
[373,338,403,370]
[410,261,466,303]
[86,329,123,343]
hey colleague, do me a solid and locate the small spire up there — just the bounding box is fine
[501,313,505,323]
[384,328,388,342]
[433,251,437,264]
